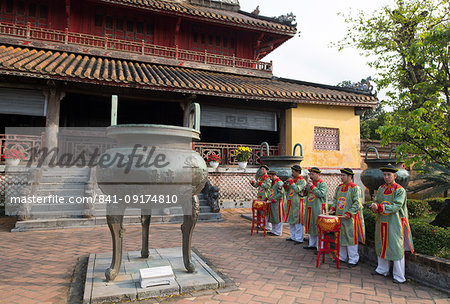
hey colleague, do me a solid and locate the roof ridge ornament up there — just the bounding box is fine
[339,77,377,96]
[186,0,240,11]
[273,12,297,27]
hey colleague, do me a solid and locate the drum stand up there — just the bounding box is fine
[251,200,269,236]
[316,223,341,269]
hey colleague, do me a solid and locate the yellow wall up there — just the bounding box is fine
[286,104,361,168]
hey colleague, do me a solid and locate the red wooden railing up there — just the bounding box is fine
[0,133,279,166]
[0,134,43,163]
[0,22,273,72]
[194,142,280,166]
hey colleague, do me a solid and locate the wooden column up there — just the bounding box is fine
[181,101,192,127]
[43,86,65,162]
[65,0,71,30]
[279,110,286,155]
[180,94,196,127]
[111,95,118,126]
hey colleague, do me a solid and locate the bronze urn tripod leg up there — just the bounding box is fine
[141,210,151,258]
[181,195,199,273]
[105,213,125,281]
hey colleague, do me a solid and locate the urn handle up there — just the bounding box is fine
[293,143,303,156]
[260,142,270,156]
[388,148,396,159]
[188,103,200,132]
[365,146,379,160]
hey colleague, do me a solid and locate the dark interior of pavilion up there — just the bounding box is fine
[1,93,280,147]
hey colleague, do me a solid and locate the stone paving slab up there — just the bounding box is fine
[83,247,225,304]
[12,213,222,232]
[0,210,448,304]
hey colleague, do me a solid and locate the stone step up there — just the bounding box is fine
[91,205,212,216]
[27,210,86,219]
[36,182,87,190]
[30,203,87,212]
[198,199,209,207]
[36,189,86,196]
[40,167,90,175]
[12,212,223,231]
[40,176,89,183]
[195,193,210,206]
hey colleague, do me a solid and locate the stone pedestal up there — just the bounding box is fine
[84,247,226,304]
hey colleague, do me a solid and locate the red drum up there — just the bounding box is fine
[252,200,268,209]
[316,214,341,232]
[251,200,269,236]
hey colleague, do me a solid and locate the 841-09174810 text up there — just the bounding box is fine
[9,194,179,205]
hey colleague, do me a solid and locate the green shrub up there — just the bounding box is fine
[407,199,431,218]
[425,197,448,212]
[363,208,376,242]
[409,222,450,259]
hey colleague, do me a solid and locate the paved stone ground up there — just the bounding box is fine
[0,209,448,304]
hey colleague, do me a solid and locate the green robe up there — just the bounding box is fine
[304,179,328,236]
[251,174,271,201]
[373,183,414,261]
[268,178,285,224]
[331,182,365,246]
[284,176,307,224]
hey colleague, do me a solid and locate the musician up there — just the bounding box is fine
[370,164,414,284]
[284,165,307,244]
[250,164,272,230]
[303,167,328,251]
[266,170,285,236]
[329,168,365,267]
[250,164,271,201]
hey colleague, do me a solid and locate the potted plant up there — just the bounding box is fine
[235,146,252,168]
[2,147,26,166]
[207,154,221,169]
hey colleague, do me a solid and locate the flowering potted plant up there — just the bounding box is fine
[207,154,221,169]
[235,146,252,168]
[2,147,26,166]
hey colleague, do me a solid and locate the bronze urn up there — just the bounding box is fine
[95,103,208,281]
[361,147,410,199]
[256,142,307,181]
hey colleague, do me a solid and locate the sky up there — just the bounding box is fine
[239,0,390,96]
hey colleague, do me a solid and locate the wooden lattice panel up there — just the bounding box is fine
[207,172,257,201]
[0,172,29,207]
[0,174,5,206]
[314,127,340,151]
[320,173,342,203]
[207,172,342,203]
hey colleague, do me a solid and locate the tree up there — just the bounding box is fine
[409,163,450,197]
[337,78,385,140]
[337,0,450,170]
[360,103,386,140]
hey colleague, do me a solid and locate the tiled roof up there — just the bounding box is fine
[100,0,297,34]
[0,45,377,107]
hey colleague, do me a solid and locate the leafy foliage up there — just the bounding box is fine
[363,208,376,242]
[409,163,450,197]
[407,199,431,218]
[409,222,450,258]
[360,104,386,140]
[207,154,221,163]
[1,147,26,160]
[234,146,252,162]
[337,0,450,170]
[425,197,447,212]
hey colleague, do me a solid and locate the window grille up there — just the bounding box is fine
[314,127,340,151]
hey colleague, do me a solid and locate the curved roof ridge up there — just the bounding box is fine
[0,44,377,107]
[98,0,297,34]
